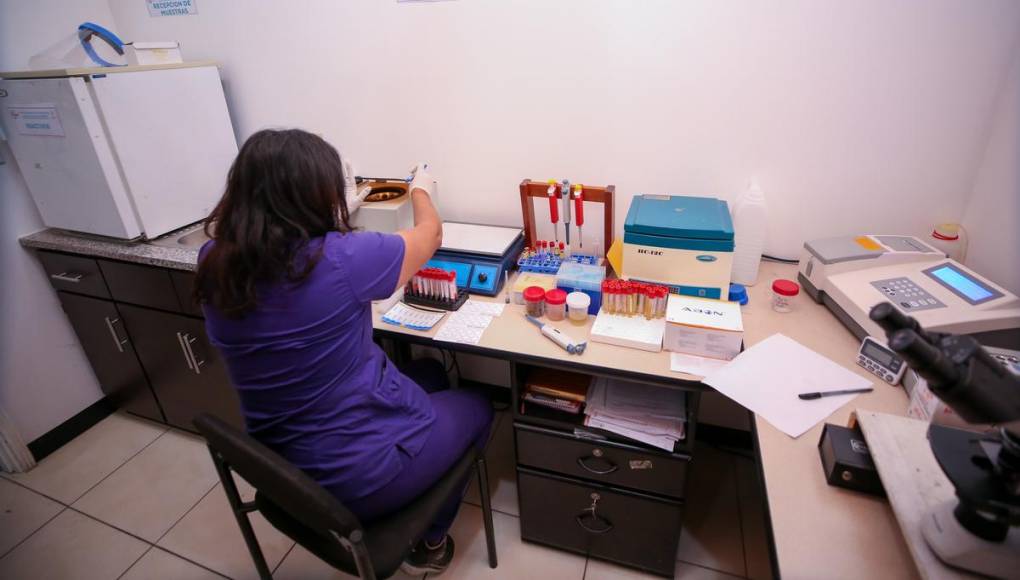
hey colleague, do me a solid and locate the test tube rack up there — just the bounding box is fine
[519,180,615,259]
[404,268,469,311]
[404,292,468,312]
[517,252,600,274]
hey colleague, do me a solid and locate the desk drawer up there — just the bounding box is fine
[98,259,181,312]
[518,467,682,578]
[515,423,688,499]
[37,251,110,298]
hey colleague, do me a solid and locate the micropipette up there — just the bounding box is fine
[561,179,572,247]
[525,315,586,355]
[573,184,584,249]
[546,180,560,242]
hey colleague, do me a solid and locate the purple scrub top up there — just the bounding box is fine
[200,231,436,501]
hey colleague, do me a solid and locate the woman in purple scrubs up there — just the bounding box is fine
[194,129,492,575]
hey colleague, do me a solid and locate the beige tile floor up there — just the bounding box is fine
[0,411,774,579]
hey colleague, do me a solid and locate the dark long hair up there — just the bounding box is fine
[194,128,352,318]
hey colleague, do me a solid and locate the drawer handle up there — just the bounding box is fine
[51,272,84,283]
[103,317,129,353]
[184,334,205,375]
[575,512,614,534]
[577,455,619,475]
[176,332,195,371]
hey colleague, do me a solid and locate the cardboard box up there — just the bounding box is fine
[664,295,743,360]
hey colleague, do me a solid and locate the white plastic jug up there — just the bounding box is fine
[731,181,768,286]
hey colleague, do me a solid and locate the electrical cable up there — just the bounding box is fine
[762,253,799,264]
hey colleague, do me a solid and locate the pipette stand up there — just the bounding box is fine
[519,180,614,260]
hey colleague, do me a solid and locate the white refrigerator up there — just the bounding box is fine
[0,62,237,239]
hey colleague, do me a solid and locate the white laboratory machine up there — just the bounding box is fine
[0,62,237,239]
[798,235,1020,348]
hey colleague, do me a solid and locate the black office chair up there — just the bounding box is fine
[193,413,497,580]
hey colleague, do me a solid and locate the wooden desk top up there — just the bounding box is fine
[373,260,916,579]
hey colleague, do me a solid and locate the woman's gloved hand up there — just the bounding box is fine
[342,157,369,214]
[408,162,436,198]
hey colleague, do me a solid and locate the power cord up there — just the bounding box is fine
[762,253,799,264]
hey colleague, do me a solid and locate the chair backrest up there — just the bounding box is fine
[193,413,362,539]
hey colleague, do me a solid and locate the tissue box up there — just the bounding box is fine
[664,295,743,360]
[126,42,183,66]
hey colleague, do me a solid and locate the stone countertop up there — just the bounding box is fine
[19,224,203,272]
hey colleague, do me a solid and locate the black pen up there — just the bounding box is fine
[798,387,874,400]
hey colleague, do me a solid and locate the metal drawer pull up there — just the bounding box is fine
[176,332,194,371]
[577,453,619,475]
[576,493,614,534]
[184,333,205,375]
[103,317,128,353]
[51,272,84,283]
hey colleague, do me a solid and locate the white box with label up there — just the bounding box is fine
[664,295,744,360]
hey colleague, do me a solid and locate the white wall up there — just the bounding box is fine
[0,0,116,442]
[962,46,1020,296]
[109,0,1020,258]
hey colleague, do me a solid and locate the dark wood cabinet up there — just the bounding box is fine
[39,249,244,434]
[118,304,243,432]
[56,292,164,422]
[170,271,202,316]
[510,364,699,577]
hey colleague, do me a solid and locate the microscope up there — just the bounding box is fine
[869,303,1020,578]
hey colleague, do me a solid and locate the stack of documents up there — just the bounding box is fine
[584,377,687,451]
[523,369,591,415]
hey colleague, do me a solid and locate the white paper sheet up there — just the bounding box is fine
[459,300,506,317]
[433,310,499,345]
[701,333,873,438]
[670,352,730,378]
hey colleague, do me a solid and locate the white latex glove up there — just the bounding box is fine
[408,162,436,198]
[342,157,369,214]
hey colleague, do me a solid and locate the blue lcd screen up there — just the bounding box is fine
[928,266,993,302]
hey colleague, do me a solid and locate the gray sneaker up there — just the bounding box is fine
[400,535,455,576]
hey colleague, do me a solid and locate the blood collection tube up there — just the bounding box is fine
[449,271,457,301]
[559,241,565,257]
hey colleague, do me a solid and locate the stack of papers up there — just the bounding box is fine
[433,300,505,345]
[523,369,591,415]
[584,377,687,451]
[381,303,446,330]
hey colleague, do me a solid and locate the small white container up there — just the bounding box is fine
[126,42,183,66]
[567,292,591,324]
[771,279,800,313]
[928,223,967,262]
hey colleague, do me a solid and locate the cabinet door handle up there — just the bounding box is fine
[50,272,84,283]
[184,334,205,375]
[103,317,128,353]
[176,332,195,371]
[577,455,619,475]
[575,512,614,534]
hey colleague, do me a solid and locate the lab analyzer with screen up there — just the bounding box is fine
[797,234,1020,348]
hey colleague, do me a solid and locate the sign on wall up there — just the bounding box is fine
[146,0,198,17]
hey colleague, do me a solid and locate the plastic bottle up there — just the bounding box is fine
[730,180,768,286]
[928,223,967,262]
